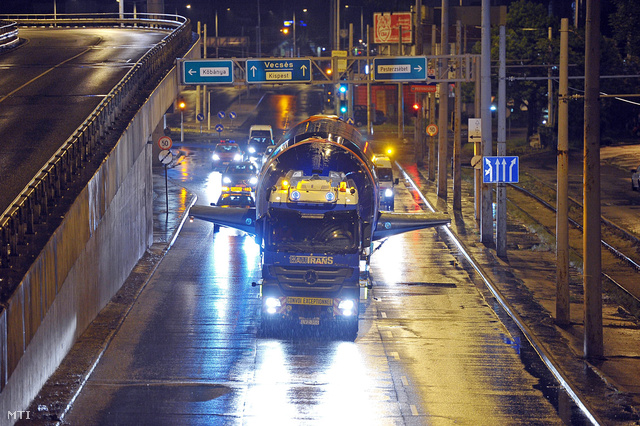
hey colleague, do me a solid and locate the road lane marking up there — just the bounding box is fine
[380,312,387,318]
[0,45,98,104]
[389,351,400,360]
[401,376,409,386]
[411,405,419,416]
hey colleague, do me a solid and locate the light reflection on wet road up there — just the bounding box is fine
[63,92,569,424]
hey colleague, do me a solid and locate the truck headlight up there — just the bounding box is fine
[222,176,231,184]
[248,147,256,154]
[265,297,281,314]
[384,188,393,198]
[290,190,301,201]
[325,191,336,202]
[249,176,258,185]
[338,299,355,316]
[234,154,243,162]
[212,154,220,161]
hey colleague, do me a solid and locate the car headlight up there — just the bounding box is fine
[384,188,393,198]
[249,176,258,185]
[248,147,256,154]
[222,177,231,184]
[234,154,243,161]
[212,154,220,161]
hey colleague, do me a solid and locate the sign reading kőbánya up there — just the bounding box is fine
[373,12,413,44]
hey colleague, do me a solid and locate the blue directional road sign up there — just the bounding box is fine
[182,60,234,84]
[483,156,519,183]
[373,56,427,81]
[246,59,312,83]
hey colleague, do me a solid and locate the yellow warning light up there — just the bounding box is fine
[339,181,347,192]
[281,180,290,190]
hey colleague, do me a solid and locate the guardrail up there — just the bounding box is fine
[0,14,192,275]
[0,20,19,48]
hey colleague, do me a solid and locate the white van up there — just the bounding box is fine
[246,125,274,161]
[373,155,398,210]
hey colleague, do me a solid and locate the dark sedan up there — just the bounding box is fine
[211,142,244,171]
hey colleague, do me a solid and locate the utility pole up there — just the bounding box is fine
[556,18,570,327]
[415,0,425,165]
[437,0,449,200]
[428,24,437,181]
[480,0,493,244]
[496,26,507,257]
[583,0,603,360]
[453,20,462,210]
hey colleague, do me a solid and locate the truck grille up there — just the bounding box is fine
[270,266,354,290]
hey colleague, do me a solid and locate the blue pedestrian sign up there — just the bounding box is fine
[246,59,312,83]
[373,57,427,81]
[182,60,234,84]
[483,156,519,183]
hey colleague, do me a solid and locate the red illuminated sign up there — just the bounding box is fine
[373,12,413,44]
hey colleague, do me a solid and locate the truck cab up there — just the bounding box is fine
[373,155,398,211]
[260,170,361,338]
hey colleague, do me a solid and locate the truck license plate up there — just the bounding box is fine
[287,297,333,306]
[300,317,320,326]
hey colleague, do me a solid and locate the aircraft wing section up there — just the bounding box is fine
[373,211,450,241]
[189,205,257,235]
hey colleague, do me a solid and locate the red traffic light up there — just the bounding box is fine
[413,103,420,111]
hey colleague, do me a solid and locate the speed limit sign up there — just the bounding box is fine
[157,136,173,150]
[426,124,439,137]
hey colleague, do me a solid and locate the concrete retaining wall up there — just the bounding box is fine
[0,64,182,424]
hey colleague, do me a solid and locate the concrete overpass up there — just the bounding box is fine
[0,14,198,420]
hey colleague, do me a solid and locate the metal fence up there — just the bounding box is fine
[0,14,192,271]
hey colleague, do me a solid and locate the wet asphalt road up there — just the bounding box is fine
[0,27,169,213]
[61,99,575,423]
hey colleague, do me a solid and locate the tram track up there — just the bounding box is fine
[507,172,640,318]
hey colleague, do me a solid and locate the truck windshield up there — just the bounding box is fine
[266,208,358,253]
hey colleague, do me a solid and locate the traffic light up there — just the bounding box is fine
[177,97,186,111]
[340,104,347,114]
[412,102,420,117]
[339,85,347,94]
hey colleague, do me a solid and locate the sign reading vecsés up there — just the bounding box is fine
[246,59,311,83]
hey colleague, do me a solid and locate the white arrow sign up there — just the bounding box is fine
[250,66,257,77]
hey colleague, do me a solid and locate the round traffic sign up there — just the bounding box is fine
[217,111,225,119]
[229,111,237,119]
[426,124,439,137]
[471,155,483,169]
[346,117,354,125]
[215,124,224,132]
[158,150,173,165]
[196,113,204,122]
[157,136,173,150]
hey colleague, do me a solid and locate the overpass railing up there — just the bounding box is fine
[0,14,192,276]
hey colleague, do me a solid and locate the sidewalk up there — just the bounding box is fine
[398,149,640,424]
